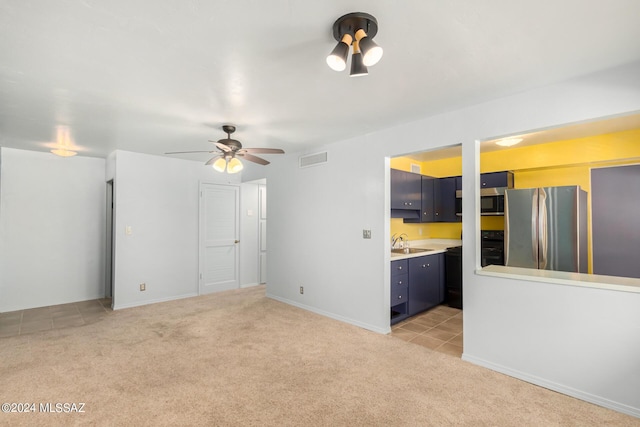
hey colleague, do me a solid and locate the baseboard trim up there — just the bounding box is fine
[113,292,199,310]
[240,282,260,289]
[266,293,391,335]
[462,353,640,418]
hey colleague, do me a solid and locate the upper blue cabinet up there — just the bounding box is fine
[480,171,514,188]
[390,169,421,219]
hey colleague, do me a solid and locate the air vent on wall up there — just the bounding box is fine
[299,151,328,168]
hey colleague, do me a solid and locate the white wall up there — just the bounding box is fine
[110,150,240,309]
[258,61,640,416]
[0,148,106,312]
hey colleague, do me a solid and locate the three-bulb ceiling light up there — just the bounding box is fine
[211,154,243,174]
[326,12,383,77]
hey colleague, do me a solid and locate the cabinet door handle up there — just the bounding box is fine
[398,266,402,270]
[398,281,402,285]
[422,264,426,268]
[398,295,402,299]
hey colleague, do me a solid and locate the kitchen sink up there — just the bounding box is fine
[391,248,434,254]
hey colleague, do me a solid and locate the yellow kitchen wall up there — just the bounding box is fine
[481,129,640,173]
[390,129,640,241]
[390,219,462,240]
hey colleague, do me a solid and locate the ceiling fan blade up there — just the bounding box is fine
[239,153,270,165]
[165,150,216,154]
[240,148,285,154]
[214,142,232,152]
[204,155,224,166]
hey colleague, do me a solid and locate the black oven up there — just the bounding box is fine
[481,230,504,267]
[456,187,505,216]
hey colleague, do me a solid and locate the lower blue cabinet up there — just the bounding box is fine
[390,260,409,324]
[391,253,445,324]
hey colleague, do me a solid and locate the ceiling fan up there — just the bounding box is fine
[165,125,285,173]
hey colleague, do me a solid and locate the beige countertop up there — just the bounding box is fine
[390,239,462,260]
[479,264,640,294]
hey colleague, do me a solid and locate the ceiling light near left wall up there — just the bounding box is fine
[51,126,78,157]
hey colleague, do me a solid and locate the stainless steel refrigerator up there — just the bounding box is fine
[504,186,588,273]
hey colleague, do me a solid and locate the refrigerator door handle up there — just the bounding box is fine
[539,188,548,269]
[531,189,539,267]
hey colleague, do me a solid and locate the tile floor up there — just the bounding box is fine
[0,298,112,338]
[391,305,463,357]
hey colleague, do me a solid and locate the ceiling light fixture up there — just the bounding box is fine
[51,148,78,157]
[496,138,523,147]
[51,125,78,157]
[327,12,382,76]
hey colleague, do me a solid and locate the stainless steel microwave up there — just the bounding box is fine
[455,187,506,216]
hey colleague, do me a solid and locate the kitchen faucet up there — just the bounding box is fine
[391,233,409,249]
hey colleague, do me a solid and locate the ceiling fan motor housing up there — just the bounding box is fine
[220,138,242,150]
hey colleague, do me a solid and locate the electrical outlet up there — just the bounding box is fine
[363,229,372,239]
[299,286,304,294]
[140,283,146,291]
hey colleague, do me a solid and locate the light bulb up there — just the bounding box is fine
[326,34,352,71]
[355,29,383,66]
[227,157,243,174]
[212,157,227,172]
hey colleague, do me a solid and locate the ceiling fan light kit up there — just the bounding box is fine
[165,125,284,173]
[51,148,78,157]
[327,12,383,77]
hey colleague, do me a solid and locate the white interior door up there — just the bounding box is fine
[200,183,240,294]
[259,184,267,284]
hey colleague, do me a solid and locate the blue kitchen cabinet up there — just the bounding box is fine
[404,176,435,223]
[405,176,459,223]
[390,169,421,219]
[407,253,445,316]
[433,177,459,222]
[480,171,514,188]
[390,259,409,324]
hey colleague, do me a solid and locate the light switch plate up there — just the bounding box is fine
[363,229,372,239]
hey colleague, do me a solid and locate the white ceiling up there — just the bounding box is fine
[2,1,640,162]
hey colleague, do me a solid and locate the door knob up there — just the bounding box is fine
[235,240,240,244]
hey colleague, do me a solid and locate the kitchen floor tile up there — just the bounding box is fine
[390,304,463,358]
[53,315,85,329]
[22,307,51,322]
[423,327,458,342]
[391,328,420,342]
[442,317,463,326]
[20,319,53,334]
[449,333,463,347]
[0,298,112,338]
[0,324,21,338]
[411,316,443,328]
[398,321,431,334]
[432,322,461,334]
[0,312,22,326]
[435,342,463,358]
[410,334,447,350]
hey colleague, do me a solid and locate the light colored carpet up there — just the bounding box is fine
[1,285,637,426]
